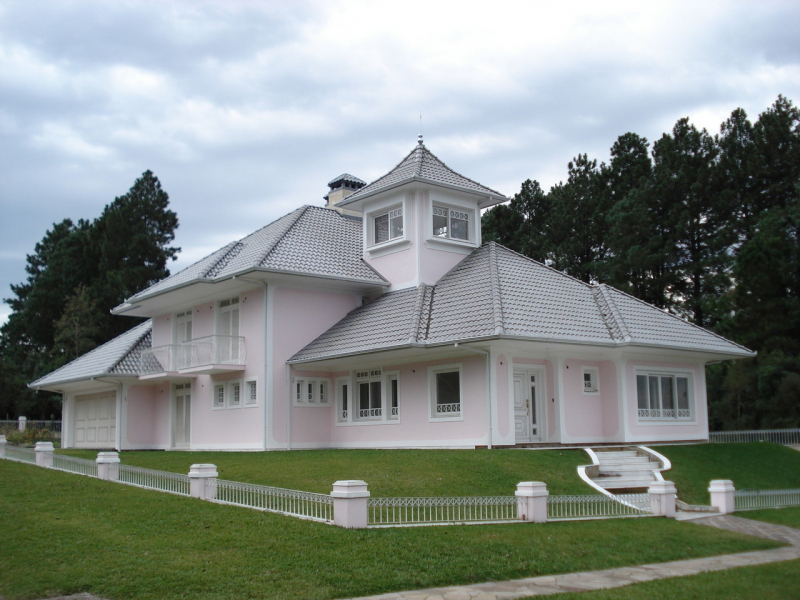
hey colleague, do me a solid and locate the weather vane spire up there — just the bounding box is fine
[418,110,423,144]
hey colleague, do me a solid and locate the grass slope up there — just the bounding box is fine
[0,460,781,600]
[653,443,800,505]
[738,507,800,530]
[58,448,593,496]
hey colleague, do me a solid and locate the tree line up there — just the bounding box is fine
[483,95,800,430]
[0,171,179,419]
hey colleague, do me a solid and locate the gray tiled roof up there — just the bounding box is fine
[328,173,366,187]
[30,320,152,388]
[290,243,753,362]
[340,142,506,205]
[116,206,387,308]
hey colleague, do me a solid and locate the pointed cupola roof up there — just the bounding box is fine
[339,140,506,208]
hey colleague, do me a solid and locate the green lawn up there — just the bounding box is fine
[0,459,782,600]
[58,447,595,496]
[653,443,800,505]
[738,506,800,530]
[547,559,800,600]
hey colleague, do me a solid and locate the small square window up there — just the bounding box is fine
[432,205,471,242]
[213,384,225,409]
[245,379,257,406]
[228,380,242,408]
[582,367,599,394]
[372,207,403,245]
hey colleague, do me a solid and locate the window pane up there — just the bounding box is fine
[391,378,398,409]
[359,383,370,410]
[450,210,469,240]
[370,381,381,409]
[677,377,689,410]
[661,377,675,410]
[436,371,460,405]
[390,209,403,239]
[648,376,660,410]
[374,214,389,244]
[637,375,648,409]
[342,384,348,411]
[432,207,448,237]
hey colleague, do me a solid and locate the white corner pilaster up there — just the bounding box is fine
[189,464,219,500]
[516,481,549,522]
[34,441,54,468]
[331,480,370,529]
[96,451,120,481]
[708,479,736,514]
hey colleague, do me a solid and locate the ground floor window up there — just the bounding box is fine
[293,377,330,406]
[636,372,692,420]
[337,369,399,424]
[429,364,462,420]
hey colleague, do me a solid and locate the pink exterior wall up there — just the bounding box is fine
[367,247,417,288]
[561,360,619,442]
[151,314,171,347]
[271,287,361,445]
[125,383,170,448]
[496,355,510,439]
[512,358,556,442]
[418,243,470,286]
[625,360,708,442]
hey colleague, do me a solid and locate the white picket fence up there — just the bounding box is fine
[548,494,652,520]
[212,478,334,522]
[735,489,800,511]
[3,446,36,464]
[52,453,98,478]
[710,429,800,445]
[368,495,520,526]
[117,464,190,496]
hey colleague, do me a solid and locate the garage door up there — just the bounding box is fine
[74,392,117,448]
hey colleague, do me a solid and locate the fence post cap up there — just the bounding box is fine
[331,480,370,498]
[515,481,549,497]
[34,441,54,452]
[96,451,120,464]
[708,479,735,492]
[19,416,27,421]
[188,463,219,478]
[648,480,677,494]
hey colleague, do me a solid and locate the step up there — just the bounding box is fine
[596,470,656,479]
[595,450,639,459]
[597,456,651,465]
[594,476,656,489]
[598,463,658,473]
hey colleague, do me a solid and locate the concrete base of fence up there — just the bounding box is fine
[189,464,218,500]
[331,480,370,528]
[34,441,54,468]
[648,480,677,517]
[709,479,736,514]
[96,451,120,481]
[516,482,549,522]
[0,435,5,458]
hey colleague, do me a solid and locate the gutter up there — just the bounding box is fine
[454,343,493,450]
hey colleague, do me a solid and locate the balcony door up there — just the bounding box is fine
[217,297,240,363]
[174,310,193,370]
[172,383,191,449]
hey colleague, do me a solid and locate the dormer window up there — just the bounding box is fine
[433,205,471,241]
[372,207,403,245]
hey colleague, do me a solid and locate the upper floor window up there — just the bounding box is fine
[174,310,193,344]
[371,207,403,245]
[637,372,692,420]
[217,296,240,363]
[432,205,471,242]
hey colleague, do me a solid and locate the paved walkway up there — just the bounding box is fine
[343,515,800,600]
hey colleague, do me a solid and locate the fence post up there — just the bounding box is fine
[189,464,218,500]
[34,441,54,468]
[648,480,677,517]
[18,416,27,432]
[331,480,370,529]
[0,435,6,458]
[516,482,549,522]
[96,451,120,481]
[709,480,736,514]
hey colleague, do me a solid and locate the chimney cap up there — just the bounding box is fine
[327,173,366,190]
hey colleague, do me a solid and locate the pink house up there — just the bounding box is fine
[31,141,753,451]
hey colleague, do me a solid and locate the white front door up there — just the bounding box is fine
[173,384,191,449]
[514,370,541,443]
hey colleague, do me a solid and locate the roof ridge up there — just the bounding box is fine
[257,206,310,267]
[488,243,506,335]
[108,325,152,374]
[203,241,244,278]
[591,286,628,342]
[419,145,506,198]
[421,285,436,342]
[598,284,632,341]
[408,284,428,343]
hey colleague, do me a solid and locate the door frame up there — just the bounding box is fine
[513,367,546,444]
[171,382,192,449]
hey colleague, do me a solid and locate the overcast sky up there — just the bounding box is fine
[2,0,799,326]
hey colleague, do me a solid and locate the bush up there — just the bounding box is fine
[5,427,55,446]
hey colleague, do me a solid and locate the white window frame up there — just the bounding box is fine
[336,377,350,423]
[217,296,241,363]
[244,377,258,407]
[431,203,474,243]
[355,368,383,421]
[428,364,463,421]
[582,367,599,395]
[387,371,399,420]
[369,205,404,247]
[212,383,225,410]
[227,379,243,409]
[293,377,331,407]
[635,369,695,423]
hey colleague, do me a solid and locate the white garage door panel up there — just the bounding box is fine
[74,392,116,449]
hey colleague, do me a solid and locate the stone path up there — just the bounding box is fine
[343,515,800,600]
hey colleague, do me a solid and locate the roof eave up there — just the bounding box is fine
[339,176,506,209]
[28,372,140,392]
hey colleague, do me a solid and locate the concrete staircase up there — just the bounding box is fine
[591,448,661,491]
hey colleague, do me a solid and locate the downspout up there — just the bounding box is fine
[454,343,493,450]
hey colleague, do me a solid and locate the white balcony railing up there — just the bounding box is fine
[140,335,246,376]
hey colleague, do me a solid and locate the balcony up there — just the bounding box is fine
[140,335,247,378]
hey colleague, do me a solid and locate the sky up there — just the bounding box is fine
[2,0,799,326]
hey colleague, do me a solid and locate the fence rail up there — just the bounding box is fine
[548,494,652,520]
[710,429,800,445]
[212,479,333,522]
[368,495,520,526]
[3,446,36,463]
[117,464,190,496]
[735,489,800,511]
[52,454,97,477]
